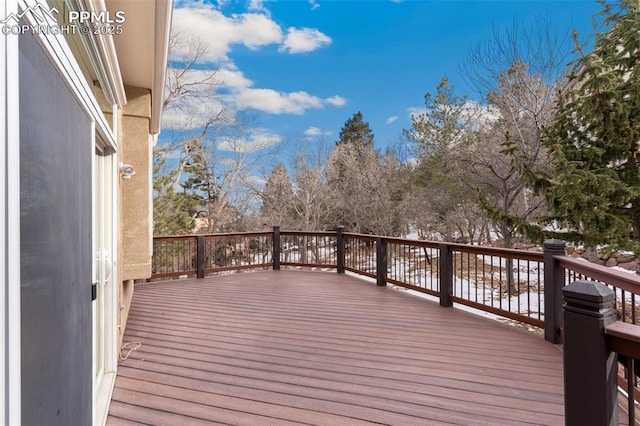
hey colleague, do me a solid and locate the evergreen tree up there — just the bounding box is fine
[336,111,374,151]
[182,139,218,209]
[329,111,377,192]
[152,152,197,235]
[527,0,640,249]
[328,111,401,234]
[180,138,221,232]
[404,77,476,241]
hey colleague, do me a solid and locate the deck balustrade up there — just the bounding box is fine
[149,226,640,425]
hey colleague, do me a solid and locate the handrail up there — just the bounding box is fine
[606,322,640,359]
[150,229,640,424]
[557,255,640,295]
[150,229,551,331]
[605,320,640,424]
[154,231,273,239]
[281,230,335,237]
[150,229,639,333]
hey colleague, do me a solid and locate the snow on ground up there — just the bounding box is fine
[232,241,637,330]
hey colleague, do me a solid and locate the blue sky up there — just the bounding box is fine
[163,0,601,161]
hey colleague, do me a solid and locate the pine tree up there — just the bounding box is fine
[152,152,198,235]
[336,111,374,151]
[330,111,377,191]
[404,77,476,241]
[528,0,640,249]
[328,112,388,233]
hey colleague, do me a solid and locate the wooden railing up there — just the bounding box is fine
[152,227,548,329]
[559,261,640,426]
[151,227,640,425]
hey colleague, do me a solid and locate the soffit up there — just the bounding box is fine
[107,0,155,91]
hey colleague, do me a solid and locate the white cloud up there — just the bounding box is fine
[248,0,268,13]
[216,66,253,89]
[386,115,399,124]
[245,174,268,187]
[217,128,283,152]
[404,102,500,134]
[308,0,320,10]
[172,2,332,61]
[162,99,228,130]
[407,106,426,121]
[280,27,332,54]
[325,95,347,106]
[163,68,230,129]
[304,126,324,137]
[163,65,347,124]
[304,126,332,139]
[171,3,282,63]
[232,88,324,114]
[167,2,343,120]
[462,101,501,131]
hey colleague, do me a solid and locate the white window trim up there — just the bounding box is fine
[1,0,22,424]
[21,0,118,150]
[71,0,127,107]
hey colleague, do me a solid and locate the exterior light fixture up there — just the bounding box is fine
[119,162,136,179]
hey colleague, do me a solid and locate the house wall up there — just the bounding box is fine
[118,86,153,347]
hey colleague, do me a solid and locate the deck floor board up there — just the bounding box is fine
[107,270,566,425]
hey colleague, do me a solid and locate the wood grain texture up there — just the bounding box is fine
[107,270,567,425]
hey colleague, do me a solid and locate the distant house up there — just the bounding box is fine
[0,1,172,424]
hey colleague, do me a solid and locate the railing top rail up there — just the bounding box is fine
[556,255,640,294]
[446,243,544,261]
[280,230,336,237]
[154,231,274,240]
[204,231,273,239]
[153,235,199,241]
[381,236,440,249]
[343,232,378,241]
[340,233,545,260]
[154,231,542,261]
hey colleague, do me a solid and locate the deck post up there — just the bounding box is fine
[563,280,618,426]
[273,226,281,271]
[439,243,453,307]
[543,239,565,343]
[376,237,387,286]
[336,225,345,274]
[196,235,205,279]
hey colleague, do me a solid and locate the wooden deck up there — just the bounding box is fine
[107,270,566,425]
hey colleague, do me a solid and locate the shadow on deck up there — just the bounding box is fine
[106,270,565,425]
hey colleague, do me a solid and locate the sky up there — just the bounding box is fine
[162,0,601,164]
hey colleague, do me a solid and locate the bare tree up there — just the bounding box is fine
[259,163,295,227]
[291,149,334,232]
[457,15,572,248]
[163,32,221,111]
[460,15,572,98]
[154,32,282,233]
[325,143,407,236]
[462,61,555,248]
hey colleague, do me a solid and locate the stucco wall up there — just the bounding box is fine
[121,86,152,281]
[118,86,152,348]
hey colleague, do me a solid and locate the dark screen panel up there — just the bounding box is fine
[19,32,92,425]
